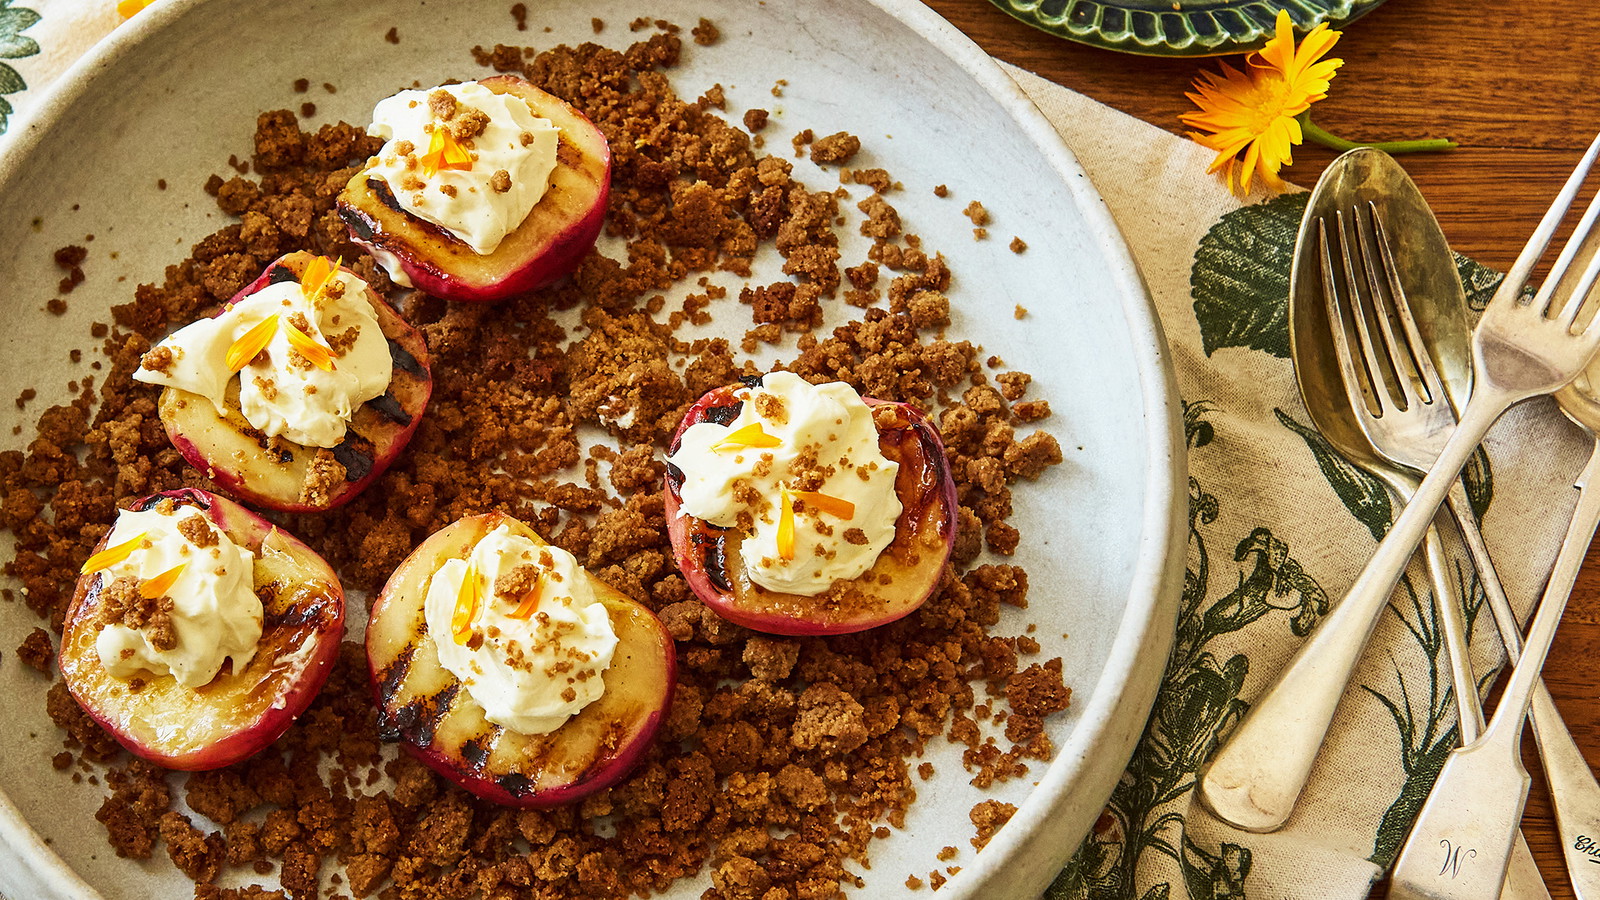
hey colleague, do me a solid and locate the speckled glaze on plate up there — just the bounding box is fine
[989,0,1387,56]
[0,1,1184,898]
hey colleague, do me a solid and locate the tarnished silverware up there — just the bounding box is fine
[1198,132,1600,838]
[1278,147,1548,899]
[1391,359,1600,900]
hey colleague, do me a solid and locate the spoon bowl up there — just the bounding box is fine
[1289,147,1472,458]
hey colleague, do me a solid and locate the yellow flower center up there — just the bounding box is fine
[1238,72,1297,139]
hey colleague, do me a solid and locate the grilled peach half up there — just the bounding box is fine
[337,75,611,303]
[366,512,675,807]
[59,489,345,770]
[664,380,959,635]
[156,252,432,513]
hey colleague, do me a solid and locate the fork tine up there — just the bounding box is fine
[1558,234,1600,330]
[1354,203,1425,409]
[1493,131,1600,309]
[1319,218,1376,419]
[1338,208,1398,414]
[1535,175,1600,317]
[1368,204,1448,407]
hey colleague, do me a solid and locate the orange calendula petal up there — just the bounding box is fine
[508,575,544,620]
[451,564,480,644]
[141,563,187,599]
[791,490,855,520]
[420,126,473,178]
[117,0,154,19]
[299,255,343,305]
[283,320,336,372]
[442,134,473,168]
[420,128,447,177]
[226,315,280,373]
[714,422,782,450]
[777,491,795,561]
[81,532,148,574]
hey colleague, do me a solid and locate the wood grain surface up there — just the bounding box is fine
[916,0,1600,896]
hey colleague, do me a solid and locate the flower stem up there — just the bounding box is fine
[1298,112,1456,154]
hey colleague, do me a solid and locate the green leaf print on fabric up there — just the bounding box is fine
[1049,401,1330,900]
[1455,254,1502,313]
[1190,193,1308,358]
[1363,571,1465,867]
[1274,408,1392,541]
[1461,446,1494,522]
[1206,529,1328,638]
[1181,838,1252,900]
[0,0,41,135]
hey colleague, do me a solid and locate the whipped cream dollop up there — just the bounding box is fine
[423,524,618,735]
[134,267,392,448]
[669,372,902,595]
[366,82,560,255]
[94,502,262,688]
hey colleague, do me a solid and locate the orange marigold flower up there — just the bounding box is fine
[117,0,156,20]
[1181,11,1343,195]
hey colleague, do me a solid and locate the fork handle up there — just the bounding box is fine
[1446,471,1600,900]
[1530,684,1600,900]
[1197,392,1513,832]
[1388,443,1600,900]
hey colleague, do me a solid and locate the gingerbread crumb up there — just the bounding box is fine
[809,130,861,165]
[691,17,719,45]
[18,627,54,673]
[969,799,1018,850]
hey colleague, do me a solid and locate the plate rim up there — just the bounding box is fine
[878,4,1184,894]
[984,0,1389,57]
[0,0,1186,897]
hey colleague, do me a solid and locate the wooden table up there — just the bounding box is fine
[920,0,1600,895]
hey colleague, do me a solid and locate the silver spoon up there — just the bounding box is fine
[1285,147,1549,900]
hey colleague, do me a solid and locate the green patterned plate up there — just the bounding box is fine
[990,0,1388,57]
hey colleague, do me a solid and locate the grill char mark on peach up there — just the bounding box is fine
[154,251,433,512]
[365,512,675,807]
[58,489,345,771]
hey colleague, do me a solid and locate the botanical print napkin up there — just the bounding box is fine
[0,0,114,143]
[1003,64,1590,900]
[1,4,1589,900]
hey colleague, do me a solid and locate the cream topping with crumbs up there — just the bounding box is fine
[94,503,261,688]
[134,267,392,448]
[366,82,560,255]
[669,372,901,595]
[423,524,618,735]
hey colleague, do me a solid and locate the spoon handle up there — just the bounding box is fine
[1421,520,1482,738]
[1197,393,1510,832]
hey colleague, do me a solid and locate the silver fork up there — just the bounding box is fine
[1344,202,1600,900]
[1320,202,1552,900]
[1387,211,1600,897]
[1197,131,1600,836]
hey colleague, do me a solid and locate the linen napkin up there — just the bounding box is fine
[1003,64,1588,900]
[1,5,1589,900]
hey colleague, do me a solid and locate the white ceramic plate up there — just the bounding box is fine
[0,1,1184,898]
